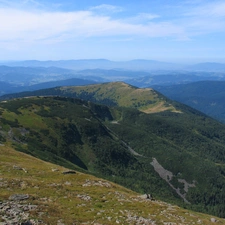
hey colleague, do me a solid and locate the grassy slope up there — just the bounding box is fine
[1,145,224,225]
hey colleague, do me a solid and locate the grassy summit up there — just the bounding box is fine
[59,82,179,113]
[0,82,179,113]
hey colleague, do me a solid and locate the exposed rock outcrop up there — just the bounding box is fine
[0,196,43,225]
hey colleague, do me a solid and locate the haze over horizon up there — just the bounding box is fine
[1,0,225,63]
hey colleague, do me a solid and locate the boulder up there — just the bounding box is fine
[62,170,76,174]
[9,194,29,201]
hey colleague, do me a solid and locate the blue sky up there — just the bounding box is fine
[0,0,225,63]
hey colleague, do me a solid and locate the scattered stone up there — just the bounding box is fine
[140,193,155,200]
[146,193,154,200]
[13,165,28,173]
[62,170,76,174]
[77,194,91,201]
[13,165,23,170]
[83,179,111,188]
[64,181,71,186]
[77,203,86,207]
[52,168,59,172]
[9,194,29,201]
[27,205,38,211]
[48,183,61,187]
[126,213,156,225]
[57,219,65,225]
[211,218,217,223]
[22,168,28,173]
[0,180,8,187]
[20,181,28,189]
[39,197,48,202]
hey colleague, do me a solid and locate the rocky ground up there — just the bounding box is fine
[0,194,42,225]
[0,187,222,225]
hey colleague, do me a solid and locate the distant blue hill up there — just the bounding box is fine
[0,78,98,96]
[0,81,16,95]
[185,62,225,72]
[153,80,225,123]
[18,78,97,92]
[3,59,225,72]
[0,65,75,85]
[1,59,183,71]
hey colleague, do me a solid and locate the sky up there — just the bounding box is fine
[0,0,225,63]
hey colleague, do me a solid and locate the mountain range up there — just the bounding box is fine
[1,82,225,219]
[1,59,182,71]
[2,59,225,71]
[1,64,225,97]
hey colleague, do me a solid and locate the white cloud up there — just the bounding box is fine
[186,1,225,17]
[0,7,187,46]
[22,0,42,6]
[3,1,225,48]
[90,4,123,13]
[125,13,160,24]
[182,1,225,35]
[137,13,160,20]
[0,0,43,9]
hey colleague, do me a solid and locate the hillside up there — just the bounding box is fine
[1,146,223,224]
[1,95,225,218]
[153,81,225,123]
[0,82,179,114]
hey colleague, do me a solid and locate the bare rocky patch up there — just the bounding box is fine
[0,194,44,225]
[151,158,196,204]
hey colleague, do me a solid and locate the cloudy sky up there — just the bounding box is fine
[1,0,225,63]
